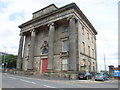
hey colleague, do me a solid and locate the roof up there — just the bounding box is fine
[32,4,58,15]
[19,3,97,35]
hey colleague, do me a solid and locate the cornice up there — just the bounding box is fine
[18,3,97,35]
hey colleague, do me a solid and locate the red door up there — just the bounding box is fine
[41,58,48,73]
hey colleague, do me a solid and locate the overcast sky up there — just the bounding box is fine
[0,0,118,71]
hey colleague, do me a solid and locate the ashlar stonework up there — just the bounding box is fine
[17,3,98,79]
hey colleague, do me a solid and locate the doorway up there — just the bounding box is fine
[41,58,48,73]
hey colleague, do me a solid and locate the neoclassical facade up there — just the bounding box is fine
[17,3,98,78]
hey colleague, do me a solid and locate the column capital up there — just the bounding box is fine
[19,32,24,36]
[67,15,78,23]
[30,27,35,32]
[47,22,54,27]
[67,15,76,20]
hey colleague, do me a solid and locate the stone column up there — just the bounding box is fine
[94,38,98,72]
[77,21,82,71]
[17,33,24,70]
[68,16,77,71]
[28,29,36,70]
[47,23,55,71]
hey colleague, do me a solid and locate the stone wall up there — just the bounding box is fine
[34,56,40,72]
[77,18,97,72]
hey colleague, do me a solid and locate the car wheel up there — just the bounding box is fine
[95,79,97,81]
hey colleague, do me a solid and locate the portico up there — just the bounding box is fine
[17,3,98,79]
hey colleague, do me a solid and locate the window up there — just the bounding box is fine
[83,59,86,65]
[63,26,68,32]
[62,40,68,52]
[88,46,90,56]
[82,42,85,53]
[82,26,84,35]
[91,37,93,43]
[92,49,94,58]
[93,63,95,71]
[87,33,89,39]
[93,62,95,71]
[62,59,68,70]
[81,59,86,67]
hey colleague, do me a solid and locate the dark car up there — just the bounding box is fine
[95,73,109,81]
[78,72,92,80]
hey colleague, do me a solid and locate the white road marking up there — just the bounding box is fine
[21,76,50,82]
[20,79,36,84]
[9,77,16,80]
[44,85,56,88]
[23,76,41,80]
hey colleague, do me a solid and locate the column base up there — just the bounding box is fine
[26,69,36,75]
[27,69,34,72]
[16,68,22,71]
[46,69,54,73]
[67,71,78,80]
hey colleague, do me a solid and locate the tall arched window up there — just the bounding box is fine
[82,26,84,35]
[88,46,90,56]
[92,49,94,58]
[82,42,85,53]
[87,32,89,40]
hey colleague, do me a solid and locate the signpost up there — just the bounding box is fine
[114,70,120,77]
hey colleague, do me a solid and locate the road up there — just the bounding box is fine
[1,73,118,88]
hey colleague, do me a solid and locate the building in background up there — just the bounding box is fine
[17,3,98,79]
[109,65,120,79]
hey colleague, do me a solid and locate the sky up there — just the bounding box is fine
[0,0,119,71]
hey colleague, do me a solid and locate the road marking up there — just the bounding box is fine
[20,79,36,84]
[23,77,41,80]
[9,77,16,80]
[22,76,50,82]
[43,85,56,88]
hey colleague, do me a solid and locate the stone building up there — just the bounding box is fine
[17,3,98,78]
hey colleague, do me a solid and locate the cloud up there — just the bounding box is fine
[97,28,118,70]
[9,12,25,21]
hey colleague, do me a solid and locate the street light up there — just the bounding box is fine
[1,46,7,69]
[104,54,107,72]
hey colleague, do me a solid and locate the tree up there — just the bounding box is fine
[3,54,17,69]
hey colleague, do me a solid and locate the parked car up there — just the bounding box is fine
[95,73,109,81]
[78,72,92,80]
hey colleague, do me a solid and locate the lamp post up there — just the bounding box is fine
[2,46,7,69]
[104,54,107,72]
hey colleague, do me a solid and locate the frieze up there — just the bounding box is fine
[20,9,74,33]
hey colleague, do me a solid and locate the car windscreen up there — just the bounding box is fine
[95,74,103,76]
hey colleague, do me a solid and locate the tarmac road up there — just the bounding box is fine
[1,73,118,88]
